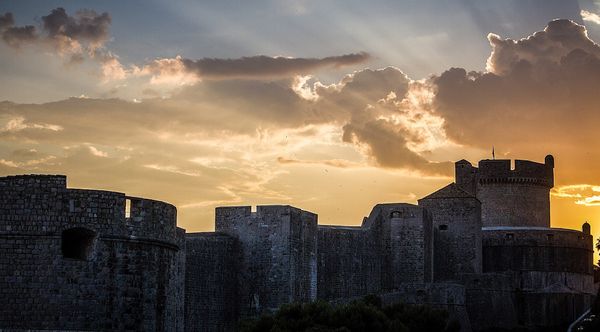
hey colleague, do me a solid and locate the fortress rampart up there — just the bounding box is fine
[418,184,482,281]
[0,175,184,331]
[482,227,593,275]
[0,154,596,332]
[185,232,239,331]
[215,205,318,317]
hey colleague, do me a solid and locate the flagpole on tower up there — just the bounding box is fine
[492,146,495,160]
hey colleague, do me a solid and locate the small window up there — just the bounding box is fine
[547,234,554,240]
[61,227,96,260]
[439,224,448,231]
[390,211,402,218]
[505,233,514,240]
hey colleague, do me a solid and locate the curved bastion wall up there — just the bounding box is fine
[482,226,593,276]
[481,226,595,327]
[0,175,185,331]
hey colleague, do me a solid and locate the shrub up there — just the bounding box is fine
[239,295,459,332]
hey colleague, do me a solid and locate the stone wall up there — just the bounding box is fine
[477,183,551,227]
[460,273,519,331]
[418,184,482,281]
[215,205,318,317]
[481,227,595,329]
[0,153,595,332]
[385,204,433,285]
[380,283,471,331]
[0,175,184,331]
[185,232,239,332]
[316,226,382,300]
[482,227,593,275]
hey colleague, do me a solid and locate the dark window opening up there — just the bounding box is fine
[61,227,96,260]
[547,234,554,240]
[390,211,402,218]
[505,233,514,240]
[439,224,448,231]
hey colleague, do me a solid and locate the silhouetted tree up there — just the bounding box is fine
[239,296,460,332]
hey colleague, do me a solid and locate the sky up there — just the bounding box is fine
[2,0,600,260]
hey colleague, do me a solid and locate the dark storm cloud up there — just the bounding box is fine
[311,67,452,175]
[0,12,14,30]
[41,7,111,49]
[2,25,38,48]
[180,52,370,79]
[432,19,600,180]
[0,8,111,53]
[342,119,452,175]
[0,12,38,48]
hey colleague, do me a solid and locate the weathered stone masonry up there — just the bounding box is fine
[0,154,595,331]
[0,175,185,331]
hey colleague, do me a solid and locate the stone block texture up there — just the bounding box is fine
[214,205,318,317]
[0,175,184,331]
[185,232,239,332]
[456,156,554,228]
[418,184,482,281]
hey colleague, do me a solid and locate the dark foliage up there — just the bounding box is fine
[239,295,460,332]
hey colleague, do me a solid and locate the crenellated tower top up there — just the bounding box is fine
[455,155,554,228]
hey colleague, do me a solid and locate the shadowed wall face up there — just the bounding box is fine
[316,226,383,300]
[418,186,482,281]
[184,233,239,332]
[215,205,318,317]
[478,183,551,227]
[362,204,433,288]
[0,175,185,331]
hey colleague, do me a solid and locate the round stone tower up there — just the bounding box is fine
[456,155,554,227]
[0,175,185,331]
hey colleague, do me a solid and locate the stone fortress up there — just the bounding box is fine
[0,154,595,331]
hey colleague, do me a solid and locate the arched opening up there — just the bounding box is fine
[61,227,96,260]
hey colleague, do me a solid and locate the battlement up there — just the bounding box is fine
[215,205,317,227]
[0,174,67,190]
[455,155,554,228]
[0,175,178,245]
[457,155,554,188]
[477,156,553,187]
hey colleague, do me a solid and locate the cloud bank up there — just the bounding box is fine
[4,15,600,226]
[0,8,370,84]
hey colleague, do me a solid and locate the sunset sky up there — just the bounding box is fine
[2,0,600,260]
